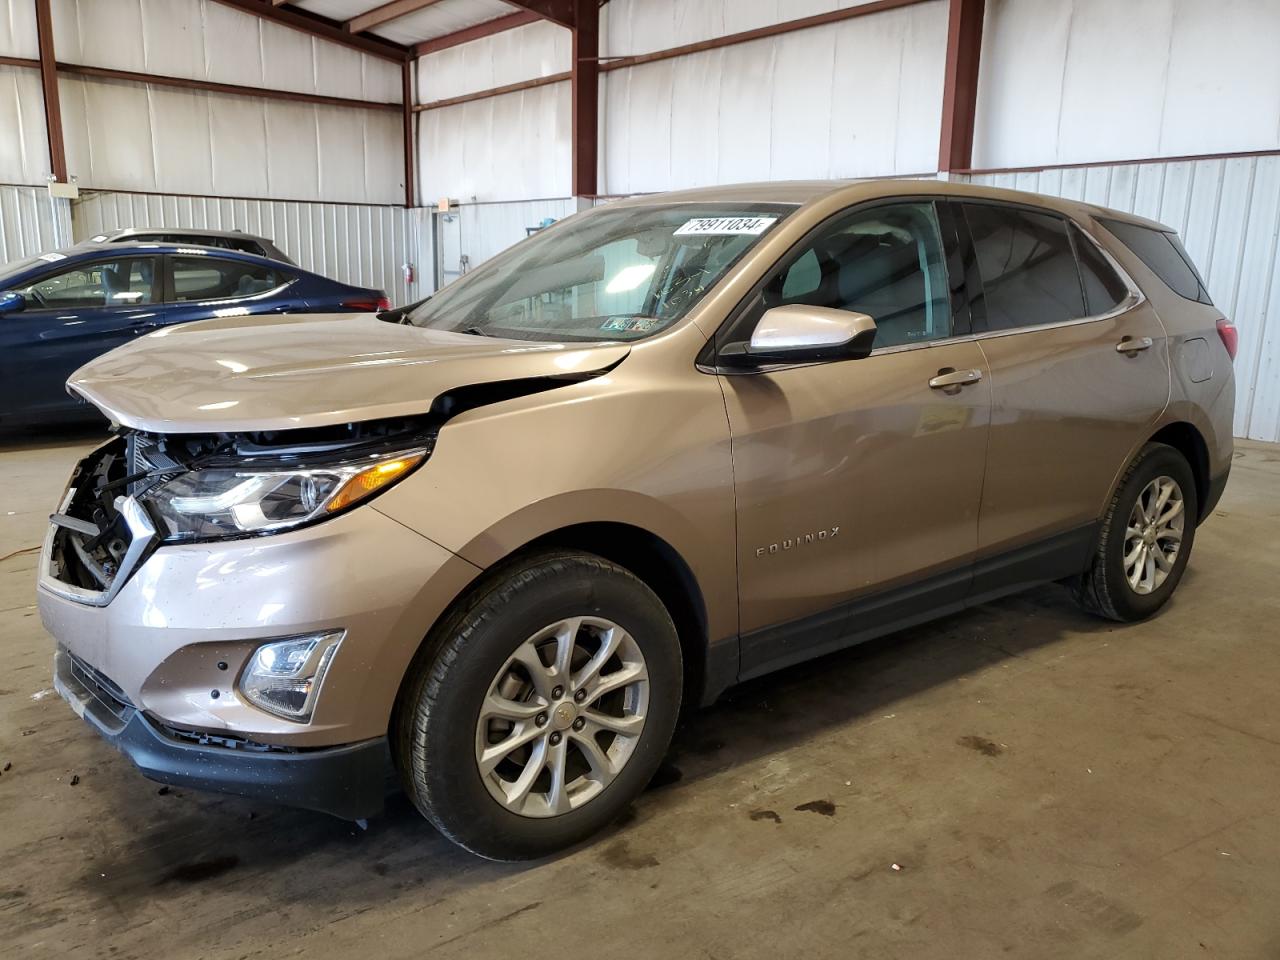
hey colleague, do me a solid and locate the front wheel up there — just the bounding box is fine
[394,551,682,861]
[1071,442,1199,622]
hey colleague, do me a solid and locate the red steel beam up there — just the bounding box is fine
[414,11,540,57]
[599,0,931,71]
[58,61,400,111]
[34,0,67,183]
[570,0,597,197]
[504,0,575,30]
[209,0,410,62]
[402,60,415,207]
[413,71,569,112]
[937,0,985,172]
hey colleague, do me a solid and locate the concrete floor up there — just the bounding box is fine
[2,430,1278,960]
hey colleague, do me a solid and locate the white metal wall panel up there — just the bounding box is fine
[600,1,946,195]
[973,0,1280,169]
[963,156,1280,442]
[0,65,50,186]
[0,186,72,261]
[70,191,424,306]
[602,0,891,57]
[0,0,39,57]
[419,84,570,205]
[49,0,400,99]
[58,76,404,204]
[418,20,570,103]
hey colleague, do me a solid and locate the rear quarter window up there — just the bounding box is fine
[1099,219,1212,305]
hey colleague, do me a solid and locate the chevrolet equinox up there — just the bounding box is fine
[39,180,1236,860]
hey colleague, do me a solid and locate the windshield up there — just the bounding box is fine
[403,203,795,342]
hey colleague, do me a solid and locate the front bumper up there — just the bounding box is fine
[54,648,388,819]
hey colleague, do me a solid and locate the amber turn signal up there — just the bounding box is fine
[326,453,425,513]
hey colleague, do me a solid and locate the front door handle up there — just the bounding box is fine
[1116,336,1153,355]
[929,368,983,391]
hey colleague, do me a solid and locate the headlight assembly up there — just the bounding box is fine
[142,448,426,542]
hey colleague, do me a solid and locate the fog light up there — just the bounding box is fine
[240,631,343,722]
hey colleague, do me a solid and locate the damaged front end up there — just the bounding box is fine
[42,415,440,604]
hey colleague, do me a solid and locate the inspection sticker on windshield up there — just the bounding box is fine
[674,216,777,237]
[37,252,67,262]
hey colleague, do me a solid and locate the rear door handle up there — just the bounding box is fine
[929,368,983,390]
[1116,336,1153,355]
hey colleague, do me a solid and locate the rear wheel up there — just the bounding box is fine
[395,551,682,860]
[1072,443,1198,622]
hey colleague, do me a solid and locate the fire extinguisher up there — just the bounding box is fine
[402,262,415,284]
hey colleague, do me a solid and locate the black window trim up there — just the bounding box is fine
[698,195,975,374]
[953,197,1144,341]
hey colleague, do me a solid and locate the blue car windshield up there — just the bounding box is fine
[404,203,795,343]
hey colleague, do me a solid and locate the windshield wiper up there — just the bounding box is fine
[460,326,492,337]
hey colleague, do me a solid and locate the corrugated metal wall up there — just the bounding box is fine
[72,191,425,307]
[1,0,404,201]
[0,185,73,261]
[962,155,1280,442]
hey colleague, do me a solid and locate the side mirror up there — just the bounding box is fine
[0,291,25,315]
[722,305,877,367]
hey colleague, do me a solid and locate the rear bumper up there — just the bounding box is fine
[54,648,388,820]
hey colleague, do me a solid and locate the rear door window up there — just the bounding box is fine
[963,203,1085,330]
[1099,219,1212,304]
[169,256,283,302]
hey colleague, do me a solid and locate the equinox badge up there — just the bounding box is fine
[755,526,840,558]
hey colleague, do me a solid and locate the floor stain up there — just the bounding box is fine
[957,735,1004,757]
[794,799,837,817]
[749,809,782,824]
[600,840,659,870]
[157,855,241,885]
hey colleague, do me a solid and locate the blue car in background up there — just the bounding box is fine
[0,242,389,427]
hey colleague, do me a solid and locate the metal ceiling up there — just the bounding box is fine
[288,0,521,47]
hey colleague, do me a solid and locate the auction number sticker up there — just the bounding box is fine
[38,252,67,261]
[674,216,777,237]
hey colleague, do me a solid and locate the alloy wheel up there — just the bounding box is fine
[1123,475,1185,595]
[475,616,649,818]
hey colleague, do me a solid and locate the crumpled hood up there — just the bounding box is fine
[68,313,630,434]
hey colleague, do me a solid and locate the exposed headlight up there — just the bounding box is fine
[142,449,426,542]
[241,631,343,722]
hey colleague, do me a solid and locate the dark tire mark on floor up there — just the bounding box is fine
[749,809,782,824]
[157,855,241,885]
[957,735,1003,757]
[794,800,836,816]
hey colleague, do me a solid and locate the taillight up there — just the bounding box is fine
[342,296,391,312]
[1216,318,1238,361]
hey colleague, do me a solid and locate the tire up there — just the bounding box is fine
[394,550,682,861]
[1071,442,1199,622]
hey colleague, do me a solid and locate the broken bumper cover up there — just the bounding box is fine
[54,648,388,820]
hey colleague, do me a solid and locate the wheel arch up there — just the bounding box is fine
[1148,420,1211,520]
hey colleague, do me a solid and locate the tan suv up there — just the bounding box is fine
[39,180,1235,860]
